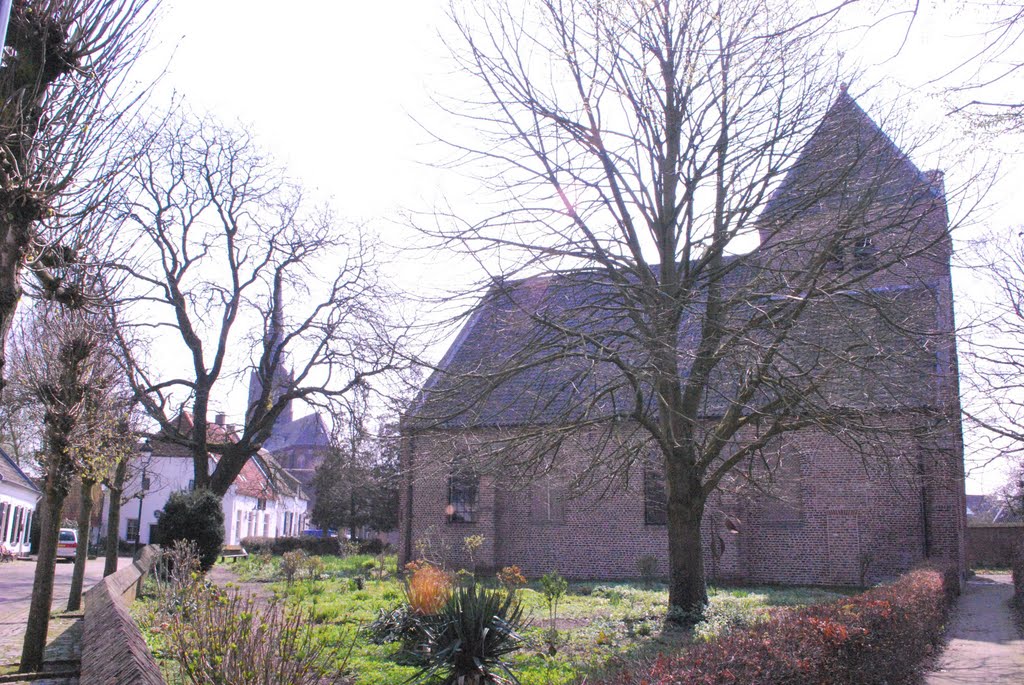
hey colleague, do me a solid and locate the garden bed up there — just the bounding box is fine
[134,553,854,685]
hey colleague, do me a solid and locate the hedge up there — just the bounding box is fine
[604,562,959,685]
[1013,543,1024,601]
[240,536,392,557]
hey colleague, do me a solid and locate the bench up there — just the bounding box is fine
[219,545,248,562]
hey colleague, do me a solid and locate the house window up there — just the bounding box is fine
[0,502,8,542]
[853,236,877,270]
[188,479,195,491]
[447,471,478,524]
[22,512,31,544]
[126,518,140,543]
[530,476,566,524]
[644,462,667,526]
[11,507,24,543]
[256,498,267,511]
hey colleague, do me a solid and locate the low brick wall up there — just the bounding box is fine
[80,545,164,685]
[966,523,1024,567]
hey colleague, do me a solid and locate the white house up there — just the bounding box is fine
[104,414,309,547]
[0,447,40,557]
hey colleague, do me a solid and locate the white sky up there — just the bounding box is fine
[129,0,1023,494]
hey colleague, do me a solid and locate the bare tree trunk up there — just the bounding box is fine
[19,477,68,672]
[104,459,128,577]
[665,466,708,620]
[67,478,95,611]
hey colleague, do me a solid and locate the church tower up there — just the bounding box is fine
[248,276,294,426]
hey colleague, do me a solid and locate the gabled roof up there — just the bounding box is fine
[406,94,945,432]
[761,90,940,222]
[151,413,307,503]
[0,446,40,495]
[169,411,239,444]
[263,412,331,453]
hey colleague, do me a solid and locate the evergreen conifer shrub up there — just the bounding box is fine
[156,489,225,571]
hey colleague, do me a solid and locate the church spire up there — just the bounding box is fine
[247,272,294,426]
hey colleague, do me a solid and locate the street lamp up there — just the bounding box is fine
[134,439,153,556]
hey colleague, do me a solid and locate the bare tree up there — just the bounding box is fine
[959,232,1024,503]
[0,0,157,392]
[14,302,124,672]
[113,111,405,497]
[66,392,135,611]
[408,0,964,617]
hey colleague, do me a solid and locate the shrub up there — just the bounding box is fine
[357,538,389,555]
[637,554,658,587]
[406,560,451,615]
[599,562,959,685]
[303,554,326,581]
[497,565,527,591]
[163,582,350,684]
[1013,542,1024,601]
[415,582,526,685]
[281,549,307,583]
[693,595,768,642]
[156,489,225,571]
[241,535,341,556]
[155,539,201,596]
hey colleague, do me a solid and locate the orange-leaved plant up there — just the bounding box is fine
[405,560,451,615]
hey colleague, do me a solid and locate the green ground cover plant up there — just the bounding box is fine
[134,553,855,685]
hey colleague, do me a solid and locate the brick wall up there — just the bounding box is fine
[80,545,164,685]
[400,422,963,586]
[966,524,1024,567]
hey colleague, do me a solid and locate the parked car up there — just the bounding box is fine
[56,528,78,561]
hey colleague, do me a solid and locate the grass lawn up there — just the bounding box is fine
[135,554,856,685]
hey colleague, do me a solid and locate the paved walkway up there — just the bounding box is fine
[927,574,1024,684]
[0,557,126,669]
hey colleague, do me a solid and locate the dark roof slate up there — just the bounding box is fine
[407,94,946,432]
[761,91,941,222]
[0,447,39,494]
[263,413,331,453]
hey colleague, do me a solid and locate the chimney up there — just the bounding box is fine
[215,413,226,426]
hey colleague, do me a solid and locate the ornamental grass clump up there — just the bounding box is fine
[406,560,452,615]
[415,582,526,685]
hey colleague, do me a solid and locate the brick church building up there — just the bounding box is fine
[399,93,966,586]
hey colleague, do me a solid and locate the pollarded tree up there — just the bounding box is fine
[0,0,157,391]
[113,111,405,497]
[410,0,965,618]
[13,301,127,672]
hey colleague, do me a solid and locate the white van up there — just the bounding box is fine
[56,528,78,560]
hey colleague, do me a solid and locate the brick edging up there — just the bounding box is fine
[80,546,164,685]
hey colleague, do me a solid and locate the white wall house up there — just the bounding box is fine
[104,432,308,548]
[0,447,40,557]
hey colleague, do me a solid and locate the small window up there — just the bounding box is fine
[59,530,76,543]
[188,479,195,491]
[530,476,566,524]
[256,498,267,511]
[644,460,667,526]
[126,518,140,542]
[447,471,478,524]
[853,237,877,270]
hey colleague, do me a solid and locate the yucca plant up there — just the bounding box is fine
[416,582,526,685]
